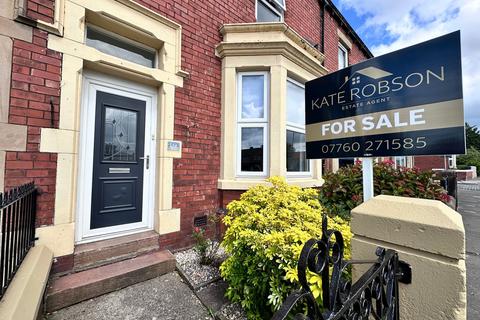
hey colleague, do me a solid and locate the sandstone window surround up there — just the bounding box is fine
[35,0,186,255]
[216,22,329,190]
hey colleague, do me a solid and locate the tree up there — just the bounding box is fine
[457,147,480,174]
[465,123,480,150]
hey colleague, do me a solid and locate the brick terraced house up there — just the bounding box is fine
[0,0,375,312]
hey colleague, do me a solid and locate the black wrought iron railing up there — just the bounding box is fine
[273,216,411,320]
[0,182,37,298]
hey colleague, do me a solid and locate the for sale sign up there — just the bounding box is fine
[305,31,465,159]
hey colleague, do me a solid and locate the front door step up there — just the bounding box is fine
[46,250,175,312]
[74,230,160,272]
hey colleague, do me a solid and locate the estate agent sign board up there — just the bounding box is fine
[305,31,465,159]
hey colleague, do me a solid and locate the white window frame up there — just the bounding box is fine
[394,156,407,168]
[286,78,311,177]
[236,71,269,177]
[270,0,286,10]
[85,24,158,69]
[448,155,456,169]
[338,42,349,69]
[256,0,284,22]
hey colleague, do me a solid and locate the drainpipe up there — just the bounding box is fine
[319,0,328,54]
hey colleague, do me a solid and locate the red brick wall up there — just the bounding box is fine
[5,29,61,227]
[131,0,255,249]
[284,0,321,45]
[414,156,447,171]
[219,190,244,208]
[323,8,367,71]
[6,0,370,246]
[138,0,370,249]
[455,170,475,181]
[26,0,55,24]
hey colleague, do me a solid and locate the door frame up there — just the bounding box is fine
[76,71,157,243]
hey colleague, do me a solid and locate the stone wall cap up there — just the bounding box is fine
[351,195,465,259]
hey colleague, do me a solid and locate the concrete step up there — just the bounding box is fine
[73,231,160,272]
[46,250,175,312]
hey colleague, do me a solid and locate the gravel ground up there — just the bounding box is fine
[174,244,226,286]
[175,244,249,319]
[217,303,248,320]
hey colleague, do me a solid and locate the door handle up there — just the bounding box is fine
[139,155,150,169]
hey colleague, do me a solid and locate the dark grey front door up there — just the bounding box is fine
[90,91,146,229]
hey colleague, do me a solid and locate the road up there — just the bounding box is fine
[457,185,480,320]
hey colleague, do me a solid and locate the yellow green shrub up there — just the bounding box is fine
[220,177,352,319]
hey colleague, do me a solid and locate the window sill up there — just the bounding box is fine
[218,178,324,190]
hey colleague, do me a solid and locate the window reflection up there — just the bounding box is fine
[241,75,265,119]
[287,130,309,172]
[257,0,282,22]
[286,79,309,173]
[286,81,305,126]
[241,127,264,172]
[86,26,156,68]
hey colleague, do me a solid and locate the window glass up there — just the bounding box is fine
[395,156,406,167]
[86,26,155,68]
[286,79,309,173]
[241,127,264,172]
[103,107,137,162]
[339,158,354,167]
[287,130,309,172]
[286,80,305,126]
[241,75,265,119]
[257,0,281,22]
[338,45,347,69]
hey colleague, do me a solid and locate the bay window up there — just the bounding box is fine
[217,23,328,189]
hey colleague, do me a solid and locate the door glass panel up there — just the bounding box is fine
[103,107,137,162]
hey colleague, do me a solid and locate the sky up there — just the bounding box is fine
[332,0,480,128]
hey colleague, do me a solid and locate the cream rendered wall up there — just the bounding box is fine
[0,246,53,320]
[351,195,466,320]
[36,0,185,255]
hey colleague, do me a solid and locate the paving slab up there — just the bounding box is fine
[196,280,230,314]
[44,272,212,320]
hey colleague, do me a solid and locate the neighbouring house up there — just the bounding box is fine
[0,0,374,314]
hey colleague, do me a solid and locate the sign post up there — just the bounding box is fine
[305,31,465,202]
[362,158,374,201]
